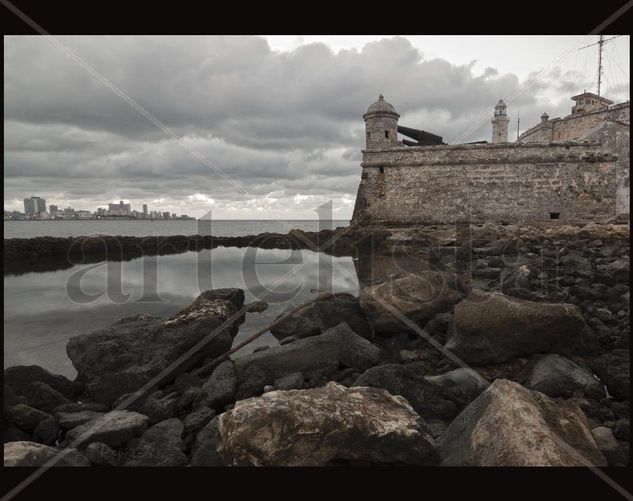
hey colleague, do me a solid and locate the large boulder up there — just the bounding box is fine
[64,410,149,448]
[233,322,382,399]
[192,382,438,466]
[270,292,372,341]
[445,290,598,364]
[195,361,237,411]
[4,365,81,399]
[124,418,187,466]
[439,379,606,466]
[4,441,89,467]
[591,350,630,400]
[359,272,464,334]
[525,354,605,399]
[66,289,245,405]
[354,364,465,419]
[57,410,106,430]
[425,368,489,403]
[24,382,70,413]
[6,404,52,432]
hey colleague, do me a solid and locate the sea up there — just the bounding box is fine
[3,220,355,378]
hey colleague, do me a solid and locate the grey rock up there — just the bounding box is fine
[4,441,89,467]
[270,292,372,341]
[177,386,200,411]
[439,379,607,466]
[592,426,627,466]
[526,354,605,399]
[32,417,60,446]
[6,404,52,432]
[24,381,70,413]
[57,410,106,430]
[195,360,236,411]
[139,391,180,425]
[183,406,216,435]
[64,410,149,448]
[445,290,598,364]
[273,372,305,391]
[191,416,224,466]
[66,289,245,405]
[4,365,81,399]
[4,424,31,443]
[614,419,630,441]
[591,350,630,400]
[84,442,119,466]
[209,382,438,466]
[425,368,489,403]
[53,402,109,414]
[124,418,187,466]
[354,364,464,420]
[234,323,382,400]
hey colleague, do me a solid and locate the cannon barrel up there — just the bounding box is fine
[397,125,444,145]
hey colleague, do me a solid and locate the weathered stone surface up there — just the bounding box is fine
[439,379,606,466]
[591,350,630,400]
[592,426,627,466]
[425,368,489,403]
[270,292,372,341]
[233,323,382,400]
[64,410,149,448]
[24,381,70,414]
[6,404,52,432]
[57,410,106,430]
[32,417,60,446]
[4,425,31,443]
[53,402,109,414]
[273,372,306,391]
[354,364,464,419]
[445,290,598,364]
[525,354,605,399]
[4,365,80,399]
[124,418,187,466]
[138,391,180,425]
[359,272,463,334]
[66,289,244,405]
[196,382,438,466]
[4,441,89,467]
[84,442,119,466]
[195,361,236,410]
[191,417,223,466]
[183,406,216,436]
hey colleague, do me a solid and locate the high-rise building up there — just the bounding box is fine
[49,204,58,213]
[143,204,148,219]
[24,196,46,214]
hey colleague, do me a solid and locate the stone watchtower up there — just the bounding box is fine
[491,99,510,143]
[364,94,400,150]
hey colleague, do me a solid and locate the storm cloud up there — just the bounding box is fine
[4,35,619,218]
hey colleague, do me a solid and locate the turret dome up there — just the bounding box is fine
[365,94,398,115]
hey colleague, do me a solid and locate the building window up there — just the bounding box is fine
[385,131,389,138]
[549,212,560,220]
[379,166,384,174]
[367,132,370,140]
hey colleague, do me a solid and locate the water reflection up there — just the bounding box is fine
[4,247,358,378]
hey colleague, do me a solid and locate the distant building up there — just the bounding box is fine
[76,210,92,219]
[163,211,171,219]
[107,201,131,216]
[571,91,613,116]
[24,196,46,215]
[143,204,148,219]
[49,204,58,213]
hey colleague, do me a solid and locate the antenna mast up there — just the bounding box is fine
[516,112,520,140]
[578,35,622,97]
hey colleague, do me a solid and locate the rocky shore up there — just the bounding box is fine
[3,222,630,466]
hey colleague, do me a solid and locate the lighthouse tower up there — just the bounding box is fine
[491,99,510,143]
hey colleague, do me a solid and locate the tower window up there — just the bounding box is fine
[367,132,370,140]
[379,166,384,174]
[385,131,389,138]
[549,212,560,220]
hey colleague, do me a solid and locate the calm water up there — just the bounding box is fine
[4,247,359,378]
[4,219,350,239]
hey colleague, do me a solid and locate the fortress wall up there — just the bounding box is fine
[352,142,618,224]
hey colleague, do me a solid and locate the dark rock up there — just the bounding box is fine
[6,404,52,432]
[4,424,31,443]
[233,323,382,400]
[592,426,627,466]
[191,416,224,466]
[354,364,464,419]
[4,365,81,399]
[124,418,187,466]
[4,441,89,467]
[425,368,489,403]
[591,350,630,400]
[445,290,598,364]
[177,387,199,411]
[183,406,216,435]
[139,391,180,425]
[64,410,149,448]
[439,379,606,466]
[270,292,372,341]
[253,346,270,353]
[195,361,236,411]
[273,372,306,391]
[84,442,119,466]
[614,419,630,441]
[205,382,438,466]
[66,289,245,405]
[57,410,106,430]
[32,417,60,445]
[24,381,70,413]
[4,385,19,410]
[53,402,109,414]
[525,354,605,400]
[423,312,453,336]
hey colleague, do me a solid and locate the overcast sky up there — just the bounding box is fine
[4,35,630,219]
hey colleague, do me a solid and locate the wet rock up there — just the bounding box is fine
[32,417,60,446]
[4,365,81,399]
[592,426,627,466]
[591,350,630,400]
[84,442,119,466]
[64,410,149,448]
[445,290,598,364]
[354,364,464,420]
[6,404,52,432]
[124,418,187,466]
[359,272,463,334]
[234,322,381,400]
[195,361,236,411]
[525,354,605,400]
[183,406,216,435]
[439,379,606,466]
[425,368,489,403]
[270,292,372,341]
[24,381,70,413]
[4,441,89,467]
[199,382,438,466]
[57,410,106,430]
[66,289,245,405]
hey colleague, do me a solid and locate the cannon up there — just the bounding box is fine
[397,125,445,146]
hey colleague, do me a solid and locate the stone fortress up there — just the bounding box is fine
[352,92,630,225]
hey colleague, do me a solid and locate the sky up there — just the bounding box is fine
[4,35,630,219]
